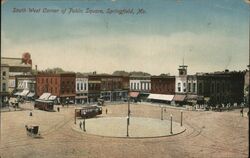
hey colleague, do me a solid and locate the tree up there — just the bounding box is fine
[112,70,130,76]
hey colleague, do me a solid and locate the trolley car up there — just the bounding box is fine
[76,105,102,118]
[34,99,54,111]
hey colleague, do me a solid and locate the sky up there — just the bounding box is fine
[1,0,250,75]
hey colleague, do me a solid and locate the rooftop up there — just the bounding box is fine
[1,57,31,68]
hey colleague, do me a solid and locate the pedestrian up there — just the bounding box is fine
[29,111,32,116]
[57,107,60,112]
[106,108,108,114]
[79,121,82,129]
[240,108,243,117]
[83,120,86,132]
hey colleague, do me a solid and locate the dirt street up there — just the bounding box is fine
[0,103,248,158]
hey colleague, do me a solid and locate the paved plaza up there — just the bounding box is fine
[0,102,248,158]
[73,117,185,138]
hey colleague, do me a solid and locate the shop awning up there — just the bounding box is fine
[197,96,204,101]
[76,96,88,99]
[35,99,54,103]
[14,92,22,96]
[173,95,186,101]
[20,90,30,96]
[27,92,35,97]
[39,93,51,100]
[147,94,174,101]
[129,92,139,98]
[48,95,57,100]
[186,95,198,100]
[204,97,210,102]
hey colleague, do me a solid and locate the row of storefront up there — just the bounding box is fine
[130,92,207,105]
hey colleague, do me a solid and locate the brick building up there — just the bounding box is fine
[196,70,245,105]
[36,73,76,103]
[88,75,129,102]
[151,76,175,94]
[88,75,101,103]
[244,68,249,105]
[146,76,175,104]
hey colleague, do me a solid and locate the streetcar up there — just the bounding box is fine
[34,99,54,111]
[76,105,102,118]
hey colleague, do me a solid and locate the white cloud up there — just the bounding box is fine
[2,31,248,75]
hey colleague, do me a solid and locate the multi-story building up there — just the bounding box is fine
[75,74,88,104]
[244,67,249,105]
[129,76,151,101]
[0,64,10,106]
[196,70,245,105]
[175,65,188,94]
[148,75,175,104]
[88,75,101,103]
[98,75,129,102]
[15,75,36,99]
[36,73,76,103]
[1,53,32,93]
[129,76,151,92]
[151,76,175,94]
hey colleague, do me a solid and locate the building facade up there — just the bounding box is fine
[36,73,76,103]
[75,74,88,104]
[98,75,128,102]
[1,53,32,93]
[196,71,245,105]
[151,76,175,95]
[15,75,36,99]
[244,69,249,105]
[88,75,101,103]
[0,65,10,106]
[175,65,188,94]
[129,76,151,92]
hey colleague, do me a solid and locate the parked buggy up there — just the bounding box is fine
[25,125,41,138]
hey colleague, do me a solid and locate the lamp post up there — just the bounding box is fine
[83,112,86,132]
[128,90,130,125]
[127,88,130,137]
[170,114,173,134]
[74,109,77,124]
[161,105,163,120]
[126,116,129,137]
[180,110,183,126]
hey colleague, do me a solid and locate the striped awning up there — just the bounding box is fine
[48,95,57,100]
[27,92,35,97]
[147,94,174,101]
[39,93,51,100]
[20,90,30,96]
[129,92,139,98]
[173,95,186,101]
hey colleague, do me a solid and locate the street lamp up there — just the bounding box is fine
[161,105,163,120]
[126,116,129,137]
[74,109,77,124]
[180,110,183,126]
[170,114,173,134]
[83,111,86,132]
[128,90,130,125]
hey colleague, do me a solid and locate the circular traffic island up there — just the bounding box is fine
[73,117,186,138]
